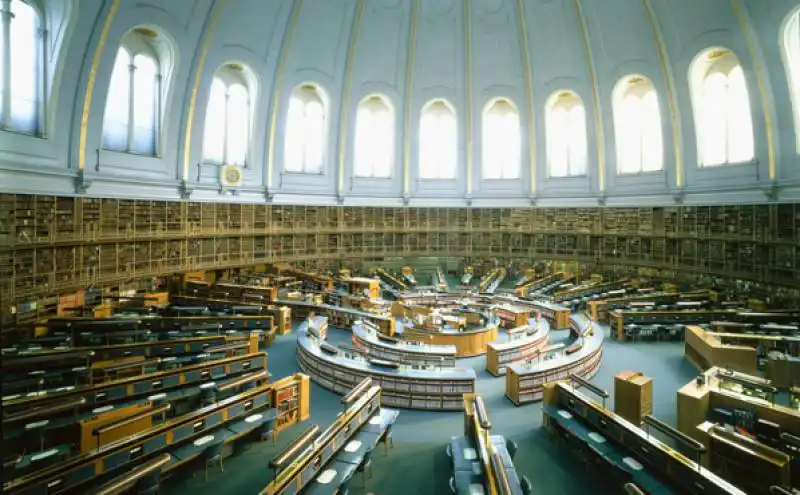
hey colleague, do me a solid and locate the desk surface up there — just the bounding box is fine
[544,405,674,495]
[353,323,457,356]
[487,319,550,352]
[298,331,476,380]
[506,317,602,376]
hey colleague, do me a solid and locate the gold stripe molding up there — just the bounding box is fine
[78,0,122,171]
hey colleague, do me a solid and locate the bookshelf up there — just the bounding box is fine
[2,195,798,325]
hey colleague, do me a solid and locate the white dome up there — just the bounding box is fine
[1,0,799,206]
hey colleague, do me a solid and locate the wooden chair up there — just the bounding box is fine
[505,438,518,460]
[357,449,374,488]
[201,441,224,482]
[520,475,533,495]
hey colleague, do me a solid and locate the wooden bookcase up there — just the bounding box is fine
[2,195,799,325]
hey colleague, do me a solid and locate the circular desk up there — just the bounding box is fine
[296,330,476,411]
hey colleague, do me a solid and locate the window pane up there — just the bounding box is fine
[354,107,374,177]
[284,98,305,172]
[304,100,325,173]
[700,72,728,166]
[641,90,663,172]
[103,48,131,151]
[202,78,226,163]
[373,109,393,178]
[0,6,4,124]
[726,66,754,163]
[787,13,800,149]
[483,112,501,179]
[131,55,157,155]
[568,105,587,175]
[10,0,39,133]
[419,113,437,178]
[501,112,521,179]
[548,107,569,177]
[420,108,457,180]
[617,94,641,174]
[226,83,249,166]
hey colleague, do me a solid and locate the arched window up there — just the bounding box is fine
[284,84,327,174]
[1,0,41,133]
[419,99,457,179]
[482,99,520,180]
[354,95,393,178]
[690,48,754,166]
[613,76,663,174]
[546,91,587,177]
[202,64,254,166]
[783,10,800,151]
[103,27,170,156]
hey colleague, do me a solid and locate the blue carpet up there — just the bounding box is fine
[162,322,697,494]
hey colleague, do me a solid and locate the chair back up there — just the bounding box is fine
[203,440,224,460]
[505,438,518,459]
[520,475,533,495]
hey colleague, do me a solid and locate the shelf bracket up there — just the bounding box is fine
[178,180,194,200]
[597,194,607,206]
[402,193,410,206]
[264,188,274,203]
[465,194,473,207]
[529,194,538,207]
[336,194,345,205]
[74,170,93,194]
[671,189,685,204]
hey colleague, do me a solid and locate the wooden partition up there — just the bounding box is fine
[677,367,800,444]
[684,326,758,375]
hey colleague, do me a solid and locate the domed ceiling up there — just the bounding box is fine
[1,0,799,207]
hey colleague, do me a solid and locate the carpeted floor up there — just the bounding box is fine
[162,321,697,495]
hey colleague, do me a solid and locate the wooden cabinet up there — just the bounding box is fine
[614,370,653,426]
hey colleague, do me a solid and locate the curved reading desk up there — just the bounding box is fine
[486,319,551,376]
[296,329,476,411]
[505,314,604,405]
[351,321,458,367]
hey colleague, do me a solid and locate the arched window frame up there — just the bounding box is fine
[353,94,394,178]
[1,0,44,135]
[689,48,755,167]
[546,91,588,178]
[481,98,521,180]
[284,83,328,174]
[419,98,458,180]
[782,8,800,153]
[202,63,256,167]
[612,76,664,174]
[102,27,174,156]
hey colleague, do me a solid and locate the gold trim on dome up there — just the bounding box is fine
[78,0,121,171]
[225,63,244,72]
[572,0,605,192]
[182,0,227,180]
[515,0,537,194]
[266,0,304,189]
[133,27,158,38]
[707,48,730,60]
[402,0,420,197]
[731,0,776,180]
[338,0,366,198]
[464,0,474,195]
[643,0,683,188]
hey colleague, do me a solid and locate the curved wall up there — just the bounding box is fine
[1,0,799,207]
